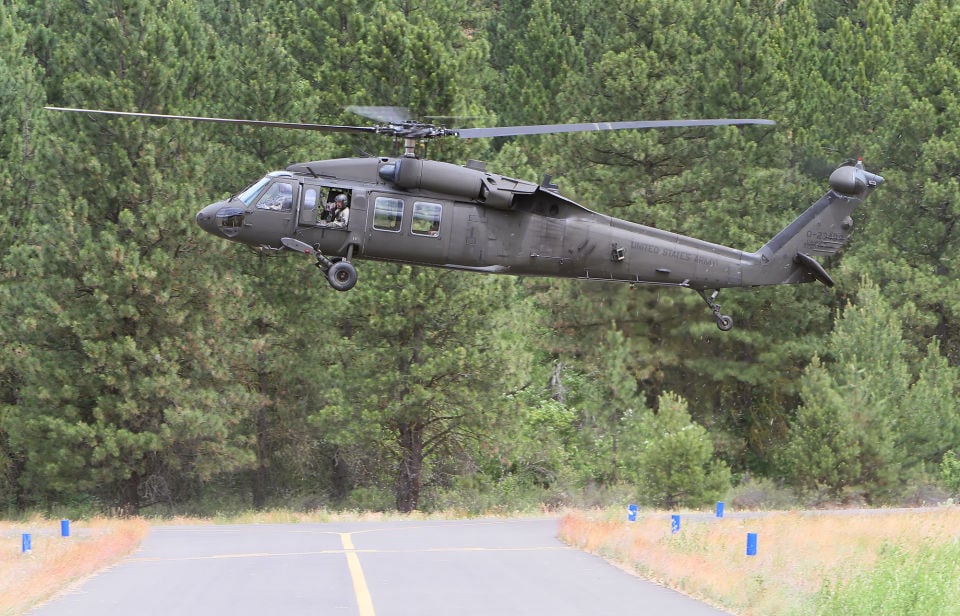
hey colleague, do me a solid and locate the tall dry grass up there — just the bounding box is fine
[0,517,149,616]
[558,507,960,615]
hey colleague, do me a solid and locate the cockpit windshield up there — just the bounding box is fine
[237,176,272,206]
[237,171,295,207]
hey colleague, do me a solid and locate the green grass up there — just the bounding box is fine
[804,538,960,616]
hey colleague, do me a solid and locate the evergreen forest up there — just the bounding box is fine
[3,0,960,515]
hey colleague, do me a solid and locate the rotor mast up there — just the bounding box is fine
[403,137,418,157]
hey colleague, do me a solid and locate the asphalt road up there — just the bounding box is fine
[29,518,730,616]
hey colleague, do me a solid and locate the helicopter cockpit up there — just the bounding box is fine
[196,171,297,239]
[197,169,359,244]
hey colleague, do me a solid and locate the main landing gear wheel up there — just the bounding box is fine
[697,289,734,331]
[327,260,357,291]
[312,244,358,292]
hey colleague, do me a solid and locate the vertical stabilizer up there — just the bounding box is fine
[746,160,884,287]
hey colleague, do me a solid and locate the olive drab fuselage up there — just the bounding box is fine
[195,155,883,329]
[198,156,746,286]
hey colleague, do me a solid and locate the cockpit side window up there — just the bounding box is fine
[255,182,294,212]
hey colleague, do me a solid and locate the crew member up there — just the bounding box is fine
[330,193,350,228]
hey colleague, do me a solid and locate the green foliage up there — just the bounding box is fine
[500,397,580,488]
[807,540,960,616]
[940,451,960,498]
[900,340,960,472]
[0,0,48,511]
[309,266,538,512]
[4,0,262,511]
[629,392,731,509]
[777,357,864,497]
[2,0,960,514]
[780,279,960,503]
[487,0,585,128]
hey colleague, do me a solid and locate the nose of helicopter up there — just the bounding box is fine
[195,201,224,236]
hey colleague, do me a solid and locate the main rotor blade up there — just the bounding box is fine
[455,118,775,139]
[47,107,776,141]
[345,105,413,124]
[44,107,379,135]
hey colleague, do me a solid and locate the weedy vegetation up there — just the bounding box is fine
[559,506,960,615]
[0,517,148,616]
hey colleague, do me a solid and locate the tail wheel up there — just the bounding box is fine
[327,260,358,291]
[696,289,735,332]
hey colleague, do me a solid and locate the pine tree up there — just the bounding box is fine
[777,357,863,498]
[899,339,960,475]
[572,325,650,485]
[9,0,260,512]
[630,392,731,509]
[780,279,958,502]
[856,0,960,361]
[315,267,536,512]
[486,0,585,128]
[0,2,49,509]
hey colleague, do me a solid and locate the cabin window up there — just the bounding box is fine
[373,197,403,231]
[411,202,442,236]
[299,187,320,225]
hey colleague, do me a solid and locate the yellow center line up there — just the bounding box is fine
[340,532,376,616]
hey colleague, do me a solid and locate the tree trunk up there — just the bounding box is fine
[331,446,350,501]
[117,472,141,516]
[396,422,425,513]
[252,402,269,510]
[252,345,270,510]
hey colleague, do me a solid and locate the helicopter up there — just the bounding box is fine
[45,105,884,330]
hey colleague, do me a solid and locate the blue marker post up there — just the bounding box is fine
[746,532,758,556]
[627,504,638,522]
[61,519,71,538]
[22,533,32,554]
[671,514,681,534]
[715,501,725,518]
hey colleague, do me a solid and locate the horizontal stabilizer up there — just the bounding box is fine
[280,237,314,254]
[794,252,834,287]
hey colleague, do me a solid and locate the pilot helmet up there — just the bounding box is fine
[334,194,348,207]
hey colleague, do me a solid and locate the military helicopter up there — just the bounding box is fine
[46,105,884,330]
